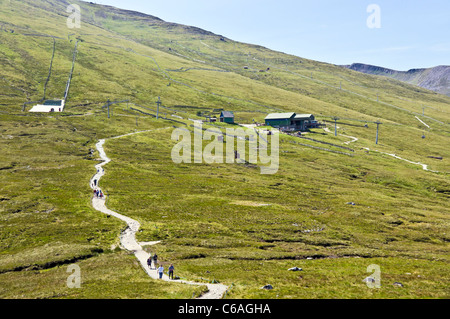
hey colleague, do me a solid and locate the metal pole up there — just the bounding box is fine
[333,117,339,136]
[156,96,161,120]
[376,124,379,144]
[376,122,382,145]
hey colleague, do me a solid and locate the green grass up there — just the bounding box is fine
[0,250,206,299]
[0,0,449,299]
[0,111,206,298]
[96,124,449,298]
[176,257,449,299]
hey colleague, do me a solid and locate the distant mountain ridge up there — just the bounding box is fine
[342,63,450,97]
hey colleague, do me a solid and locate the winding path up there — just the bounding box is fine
[340,134,358,145]
[90,130,228,299]
[323,127,359,145]
[323,127,440,173]
[362,147,439,173]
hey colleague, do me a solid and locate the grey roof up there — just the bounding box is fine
[294,114,314,120]
[220,111,234,118]
[43,100,63,106]
[265,112,296,120]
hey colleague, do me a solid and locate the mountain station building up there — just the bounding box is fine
[29,100,65,113]
[220,111,235,124]
[264,112,317,131]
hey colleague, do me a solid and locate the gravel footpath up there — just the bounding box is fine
[90,130,228,299]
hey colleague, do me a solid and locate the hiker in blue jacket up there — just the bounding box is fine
[169,264,174,280]
[157,265,164,279]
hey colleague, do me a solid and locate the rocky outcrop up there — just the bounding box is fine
[343,63,450,96]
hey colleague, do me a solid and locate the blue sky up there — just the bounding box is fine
[92,0,450,70]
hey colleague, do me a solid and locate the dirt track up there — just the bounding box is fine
[90,130,228,299]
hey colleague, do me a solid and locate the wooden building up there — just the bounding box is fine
[264,113,296,127]
[220,111,235,124]
[264,112,316,131]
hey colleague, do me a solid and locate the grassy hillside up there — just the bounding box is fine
[0,0,449,299]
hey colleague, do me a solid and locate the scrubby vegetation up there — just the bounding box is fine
[0,0,448,299]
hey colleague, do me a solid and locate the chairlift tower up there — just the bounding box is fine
[333,116,339,136]
[103,99,129,119]
[156,96,161,120]
[375,121,382,145]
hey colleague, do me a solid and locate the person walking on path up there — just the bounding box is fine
[157,265,164,279]
[169,264,174,280]
[147,255,152,270]
[153,253,158,268]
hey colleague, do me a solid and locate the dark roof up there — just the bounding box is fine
[220,111,234,118]
[294,114,315,120]
[43,100,63,106]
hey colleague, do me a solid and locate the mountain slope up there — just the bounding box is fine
[343,63,450,97]
[1,0,449,299]
[2,0,450,126]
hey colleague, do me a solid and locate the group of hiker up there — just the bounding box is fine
[93,188,104,199]
[147,253,175,280]
[92,177,105,199]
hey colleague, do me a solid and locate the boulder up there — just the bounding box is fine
[363,277,375,283]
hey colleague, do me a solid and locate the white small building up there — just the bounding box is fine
[29,100,65,113]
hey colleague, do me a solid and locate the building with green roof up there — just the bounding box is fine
[264,113,316,131]
[220,111,235,124]
[264,113,296,127]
